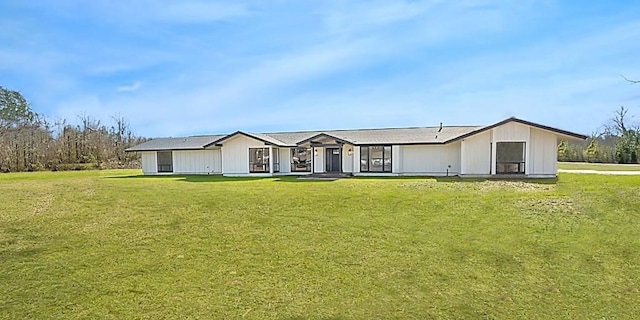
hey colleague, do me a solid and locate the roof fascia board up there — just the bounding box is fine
[204,131,287,147]
[296,132,354,146]
[445,117,588,143]
[125,147,205,152]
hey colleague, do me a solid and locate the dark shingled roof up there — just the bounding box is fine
[125,117,587,152]
[125,135,225,152]
[263,126,484,145]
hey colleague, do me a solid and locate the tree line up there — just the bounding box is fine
[2,82,639,172]
[558,106,639,164]
[0,85,145,172]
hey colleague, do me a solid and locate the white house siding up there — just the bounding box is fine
[460,131,491,175]
[140,151,157,174]
[342,144,354,173]
[279,148,291,174]
[491,122,531,175]
[529,128,558,176]
[173,150,221,174]
[392,145,401,173]
[313,147,325,173]
[352,146,361,174]
[221,135,268,175]
[399,142,461,175]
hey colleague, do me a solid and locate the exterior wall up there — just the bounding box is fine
[529,128,558,176]
[392,145,401,173]
[342,144,354,173]
[492,122,531,141]
[352,146,361,174]
[491,122,531,175]
[313,147,325,173]
[221,135,267,175]
[460,130,491,175]
[136,120,566,178]
[140,151,157,174]
[279,148,291,174]
[398,142,461,175]
[173,150,221,174]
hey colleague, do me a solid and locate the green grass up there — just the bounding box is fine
[1,170,639,319]
[558,161,640,171]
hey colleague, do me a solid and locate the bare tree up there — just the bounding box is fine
[610,106,629,135]
[621,75,640,84]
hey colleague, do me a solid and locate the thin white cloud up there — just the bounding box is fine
[117,82,142,92]
[3,0,640,138]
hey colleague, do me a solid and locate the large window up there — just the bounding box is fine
[249,148,270,173]
[360,145,392,172]
[496,142,525,174]
[157,151,173,173]
[291,148,311,172]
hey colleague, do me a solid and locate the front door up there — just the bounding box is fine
[325,148,341,173]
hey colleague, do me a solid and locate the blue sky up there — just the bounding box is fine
[1,0,639,137]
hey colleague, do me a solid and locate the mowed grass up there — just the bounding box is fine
[558,161,640,171]
[1,171,639,319]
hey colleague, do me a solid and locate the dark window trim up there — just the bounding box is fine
[360,145,392,173]
[273,148,280,173]
[249,147,270,173]
[157,151,173,173]
[291,147,312,172]
[495,142,526,174]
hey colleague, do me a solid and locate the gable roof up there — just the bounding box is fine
[448,117,588,142]
[262,126,484,145]
[206,131,293,147]
[125,117,587,152]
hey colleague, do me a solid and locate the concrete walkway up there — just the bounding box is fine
[558,169,640,175]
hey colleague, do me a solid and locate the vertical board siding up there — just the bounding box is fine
[492,122,531,141]
[172,150,221,174]
[392,145,401,173]
[342,145,354,173]
[461,131,491,175]
[399,142,460,175]
[491,122,531,175]
[313,147,325,173]
[352,146,361,174]
[141,151,157,174]
[529,128,558,175]
[279,148,291,173]
[221,135,268,175]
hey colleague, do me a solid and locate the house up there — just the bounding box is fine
[125,117,587,178]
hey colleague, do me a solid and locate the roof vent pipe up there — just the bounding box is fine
[439,122,443,132]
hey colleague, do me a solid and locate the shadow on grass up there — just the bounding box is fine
[105,174,333,183]
[106,174,266,182]
[105,174,557,184]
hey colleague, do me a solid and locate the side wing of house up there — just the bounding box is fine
[138,149,222,174]
[219,134,295,176]
[395,143,461,176]
[460,120,585,177]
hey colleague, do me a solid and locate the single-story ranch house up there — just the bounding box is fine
[126,117,587,178]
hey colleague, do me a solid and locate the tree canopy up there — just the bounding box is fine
[0,85,143,172]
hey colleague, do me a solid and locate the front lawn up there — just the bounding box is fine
[1,170,639,319]
[558,161,640,171]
